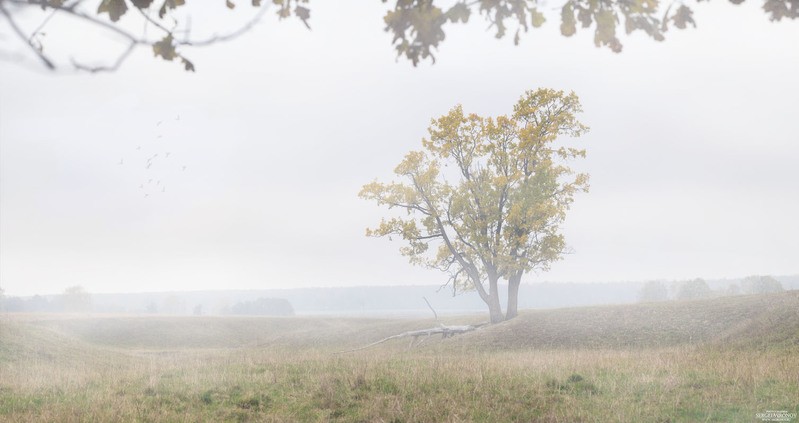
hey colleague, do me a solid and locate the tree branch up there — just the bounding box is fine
[134,5,172,35]
[71,39,137,73]
[387,201,431,215]
[28,7,57,42]
[333,323,488,354]
[409,173,489,304]
[12,0,142,43]
[422,296,438,321]
[0,0,55,69]
[3,0,272,72]
[414,233,442,240]
[178,5,269,47]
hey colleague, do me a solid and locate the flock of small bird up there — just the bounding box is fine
[118,115,188,198]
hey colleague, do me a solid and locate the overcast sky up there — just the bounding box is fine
[1,1,797,295]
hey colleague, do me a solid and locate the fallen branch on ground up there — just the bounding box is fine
[334,322,489,354]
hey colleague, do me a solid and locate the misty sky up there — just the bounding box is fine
[1,1,797,296]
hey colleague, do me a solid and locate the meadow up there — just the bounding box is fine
[1,291,798,422]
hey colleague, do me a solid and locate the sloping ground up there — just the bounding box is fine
[0,319,83,363]
[0,317,125,373]
[3,296,798,423]
[17,314,482,350]
[5,291,797,353]
[444,291,799,350]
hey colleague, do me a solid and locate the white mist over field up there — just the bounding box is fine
[1,5,799,423]
[1,1,798,296]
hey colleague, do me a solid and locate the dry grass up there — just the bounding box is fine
[446,291,799,351]
[1,292,798,422]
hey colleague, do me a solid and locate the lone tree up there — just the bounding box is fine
[361,89,589,323]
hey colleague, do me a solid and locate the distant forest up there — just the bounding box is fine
[2,275,797,317]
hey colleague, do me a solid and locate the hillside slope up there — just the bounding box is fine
[5,291,797,352]
[445,291,799,350]
[17,314,473,350]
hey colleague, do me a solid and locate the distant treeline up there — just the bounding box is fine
[638,275,787,303]
[0,286,294,317]
[2,275,797,316]
[0,285,91,313]
[228,298,294,316]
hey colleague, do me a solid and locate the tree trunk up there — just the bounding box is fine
[505,272,522,320]
[487,274,504,323]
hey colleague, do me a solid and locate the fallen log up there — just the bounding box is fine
[334,322,489,354]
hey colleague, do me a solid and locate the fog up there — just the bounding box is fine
[1,1,798,299]
[2,3,799,420]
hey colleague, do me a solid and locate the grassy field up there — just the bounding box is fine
[1,292,798,422]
